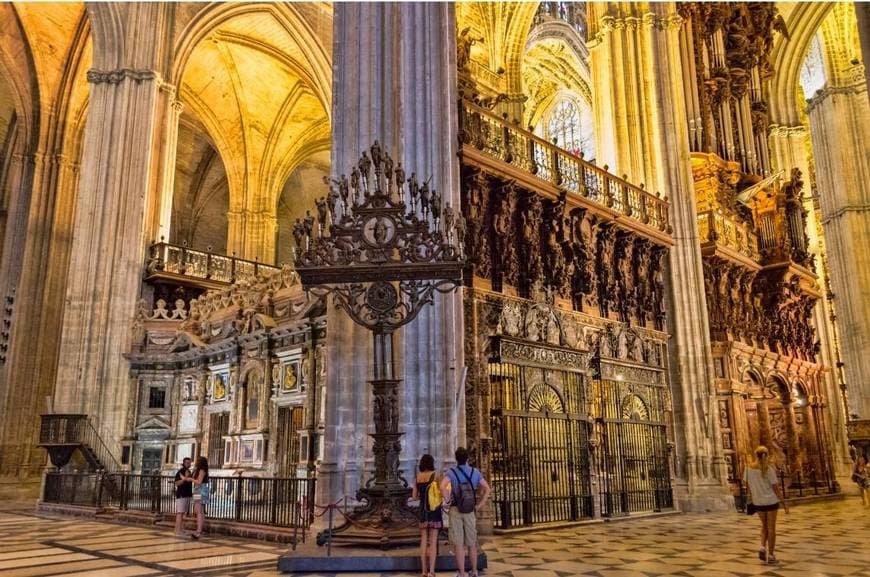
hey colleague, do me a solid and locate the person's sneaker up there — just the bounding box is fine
[757,548,767,562]
[190,533,200,540]
[767,555,779,565]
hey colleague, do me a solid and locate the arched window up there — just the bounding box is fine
[547,98,582,153]
[536,96,595,160]
[799,35,826,98]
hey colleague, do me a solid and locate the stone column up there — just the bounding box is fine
[226,209,278,264]
[807,82,870,420]
[152,86,183,243]
[319,2,463,506]
[757,402,772,449]
[53,4,175,453]
[588,1,731,510]
[0,100,84,486]
[781,399,802,478]
[768,125,852,475]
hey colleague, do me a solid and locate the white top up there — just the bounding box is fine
[743,466,779,506]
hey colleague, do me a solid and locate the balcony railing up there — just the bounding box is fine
[459,99,670,235]
[697,209,761,261]
[43,471,315,530]
[145,241,280,285]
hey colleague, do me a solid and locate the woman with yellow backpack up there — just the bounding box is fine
[412,454,444,577]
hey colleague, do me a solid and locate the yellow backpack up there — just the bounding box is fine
[426,472,442,511]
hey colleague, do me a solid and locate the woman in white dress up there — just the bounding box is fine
[743,446,789,564]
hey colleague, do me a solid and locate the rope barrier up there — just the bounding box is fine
[311,495,422,530]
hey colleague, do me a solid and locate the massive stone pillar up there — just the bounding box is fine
[768,125,852,475]
[588,2,731,510]
[0,10,87,492]
[319,2,463,506]
[807,81,870,420]
[52,3,176,451]
[152,86,183,243]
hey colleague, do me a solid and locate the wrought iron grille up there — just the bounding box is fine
[596,376,673,516]
[489,362,593,529]
[43,472,315,530]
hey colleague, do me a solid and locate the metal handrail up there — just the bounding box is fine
[459,99,670,234]
[39,414,120,472]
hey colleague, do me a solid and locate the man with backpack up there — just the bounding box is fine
[440,447,491,577]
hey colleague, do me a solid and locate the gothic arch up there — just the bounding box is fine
[766,373,792,403]
[769,3,835,126]
[0,4,40,157]
[792,379,810,401]
[740,365,764,393]
[85,2,125,71]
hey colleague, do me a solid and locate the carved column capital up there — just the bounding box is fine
[87,68,162,85]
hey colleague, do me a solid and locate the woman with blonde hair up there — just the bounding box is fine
[743,446,788,564]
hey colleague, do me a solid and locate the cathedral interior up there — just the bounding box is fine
[0,1,868,536]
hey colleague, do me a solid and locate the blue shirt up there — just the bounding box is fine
[446,464,482,491]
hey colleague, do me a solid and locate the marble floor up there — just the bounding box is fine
[0,498,867,577]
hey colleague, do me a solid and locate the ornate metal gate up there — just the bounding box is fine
[489,358,593,529]
[595,362,673,516]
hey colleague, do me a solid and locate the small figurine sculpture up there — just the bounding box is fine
[394,162,406,202]
[359,151,372,195]
[419,181,431,219]
[408,172,419,214]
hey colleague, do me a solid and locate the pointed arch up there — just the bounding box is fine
[769,3,835,126]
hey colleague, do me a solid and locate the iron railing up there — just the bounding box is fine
[733,468,838,512]
[39,414,120,472]
[596,378,674,517]
[459,99,670,234]
[145,241,280,285]
[43,471,316,530]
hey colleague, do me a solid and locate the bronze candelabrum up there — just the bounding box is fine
[294,141,465,547]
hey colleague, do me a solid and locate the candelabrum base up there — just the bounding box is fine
[316,482,420,549]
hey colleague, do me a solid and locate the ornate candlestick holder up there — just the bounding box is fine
[294,141,465,547]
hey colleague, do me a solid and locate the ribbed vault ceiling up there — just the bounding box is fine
[179,10,330,213]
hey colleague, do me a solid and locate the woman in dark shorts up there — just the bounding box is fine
[743,446,789,565]
[412,454,443,577]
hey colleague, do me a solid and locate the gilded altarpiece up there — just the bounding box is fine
[127,268,326,478]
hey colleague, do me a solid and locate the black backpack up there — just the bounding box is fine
[452,466,477,514]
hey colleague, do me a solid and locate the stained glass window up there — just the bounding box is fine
[537,96,595,160]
